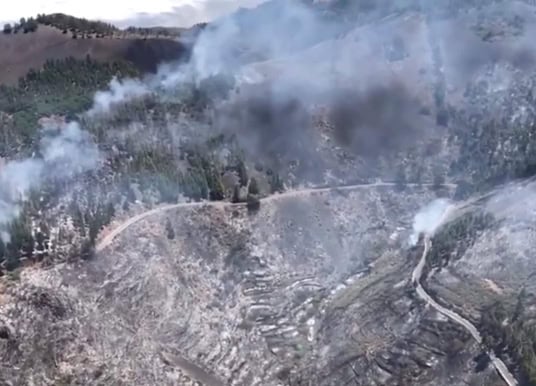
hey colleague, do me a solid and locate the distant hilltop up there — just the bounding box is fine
[2,13,205,39]
[0,13,206,86]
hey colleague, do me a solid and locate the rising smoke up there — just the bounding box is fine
[409,198,453,246]
[0,122,99,234]
[88,77,151,116]
[79,0,536,184]
[1,1,535,245]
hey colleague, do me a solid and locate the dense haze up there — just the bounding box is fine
[3,0,536,234]
[5,0,536,221]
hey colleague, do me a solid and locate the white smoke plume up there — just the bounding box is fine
[87,0,338,108]
[41,122,100,174]
[88,77,151,116]
[409,198,453,246]
[86,1,536,111]
[0,122,100,231]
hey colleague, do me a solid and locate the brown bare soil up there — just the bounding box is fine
[0,25,189,85]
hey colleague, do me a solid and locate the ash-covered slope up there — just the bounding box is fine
[3,1,536,385]
[2,184,504,386]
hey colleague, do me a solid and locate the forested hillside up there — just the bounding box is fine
[0,43,282,274]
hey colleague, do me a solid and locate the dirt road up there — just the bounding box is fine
[96,181,455,252]
[96,201,228,252]
[412,237,518,386]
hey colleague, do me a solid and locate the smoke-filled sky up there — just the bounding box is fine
[1,0,267,28]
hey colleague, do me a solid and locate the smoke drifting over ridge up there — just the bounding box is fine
[85,0,536,180]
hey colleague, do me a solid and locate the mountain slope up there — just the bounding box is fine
[0,23,189,86]
[2,1,536,385]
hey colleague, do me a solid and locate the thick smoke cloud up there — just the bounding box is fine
[88,0,536,168]
[189,0,338,79]
[215,84,313,155]
[0,122,99,234]
[89,0,340,102]
[328,84,424,156]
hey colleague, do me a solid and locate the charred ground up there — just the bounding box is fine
[2,1,536,385]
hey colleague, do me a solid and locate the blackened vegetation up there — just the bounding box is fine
[29,288,68,318]
[480,289,536,385]
[165,218,175,240]
[473,351,491,373]
[329,84,423,157]
[246,195,261,214]
[427,211,494,270]
[215,86,329,184]
[246,177,261,214]
[222,236,257,285]
[248,178,260,195]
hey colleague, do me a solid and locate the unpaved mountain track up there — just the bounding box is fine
[96,182,455,252]
[97,201,229,252]
[413,237,518,386]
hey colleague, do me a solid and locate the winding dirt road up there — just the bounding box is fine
[96,181,455,252]
[96,201,228,252]
[412,237,518,386]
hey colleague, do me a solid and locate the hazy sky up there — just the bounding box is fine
[2,0,266,28]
